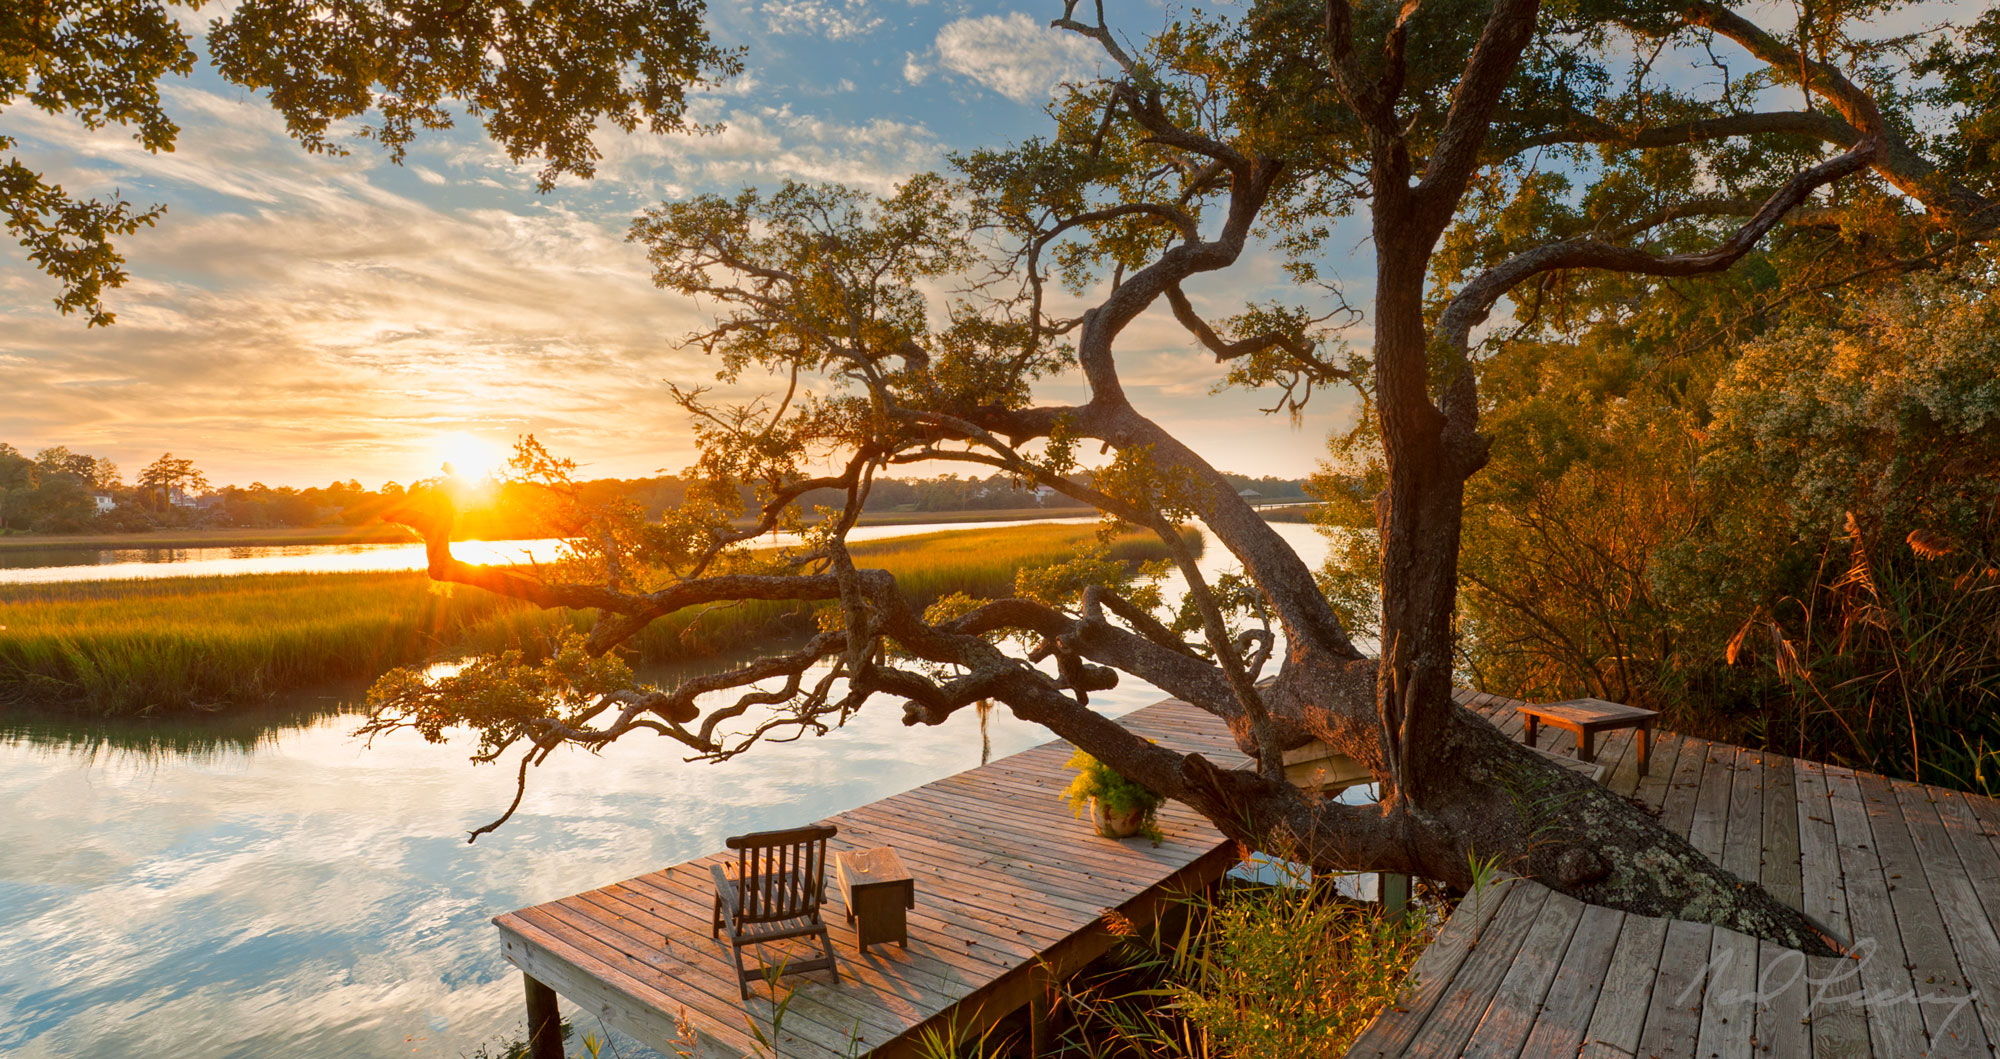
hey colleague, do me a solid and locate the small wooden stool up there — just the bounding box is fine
[1517,698,1658,776]
[835,847,914,953]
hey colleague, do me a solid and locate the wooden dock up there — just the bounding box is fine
[493,697,1250,1058]
[1348,691,2000,1058]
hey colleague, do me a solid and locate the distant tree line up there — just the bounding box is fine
[0,445,1311,538]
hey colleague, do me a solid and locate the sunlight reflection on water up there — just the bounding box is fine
[0,516,1105,583]
[0,521,1338,1058]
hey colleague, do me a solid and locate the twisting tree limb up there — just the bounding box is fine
[1435,121,1886,361]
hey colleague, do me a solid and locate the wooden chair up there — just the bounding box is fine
[710,824,842,999]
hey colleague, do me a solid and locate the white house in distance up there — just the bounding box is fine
[167,486,198,509]
[91,493,115,513]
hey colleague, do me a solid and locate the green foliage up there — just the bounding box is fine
[1915,6,2000,197]
[4,0,736,323]
[1011,524,1191,615]
[134,452,206,504]
[0,442,122,532]
[368,634,635,759]
[1050,875,1436,1059]
[1061,748,1165,820]
[1703,271,2000,543]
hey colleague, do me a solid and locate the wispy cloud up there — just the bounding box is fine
[592,105,943,196]
[933,12,1104,104]
[758,0,886,40]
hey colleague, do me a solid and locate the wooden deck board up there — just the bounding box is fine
[1343,879,1526,1058]
[1518,901,1624,1058]
[1395,884,1555,1054]
[1890,781,2000,1054]
[1636,917,1717,1059]
[1862,773,1989,1057]
[1825,765,1931,1057]
[1796,758,1871,1059]
[1693,745,1765,1059]
[1752,752,1808,1059]
[1575,730,1689,1058]
[1460,890,1587,1059]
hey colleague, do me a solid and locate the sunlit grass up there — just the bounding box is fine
[1049,874,1437,1059]
[0,522,1198,714]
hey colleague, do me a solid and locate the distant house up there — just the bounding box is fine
[1031,485,1057,503]
[91,493,116,513]
[1237,488,1263,507]
[167,486,199,509]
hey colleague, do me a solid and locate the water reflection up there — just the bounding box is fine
[0,539,574,584]
[0,698,353,765]
[0,517,1104,584]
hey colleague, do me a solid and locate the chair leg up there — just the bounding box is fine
[730,942,753,1001]
[819,925,841,985]
[712,894,722,939]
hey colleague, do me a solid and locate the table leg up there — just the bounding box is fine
[1578,729,1596,764]
[1637,724,1651,777]
[1525,716,1540,748]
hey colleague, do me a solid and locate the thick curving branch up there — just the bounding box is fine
[1434,122,1886,362]
[1676,0,1994,227]
[1411,0,1545,242]
[1162,283,1351,380]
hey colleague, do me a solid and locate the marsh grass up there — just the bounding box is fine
[913,872,1437,1059]
[1064,876,1434,1059]
[1,523,1197,715]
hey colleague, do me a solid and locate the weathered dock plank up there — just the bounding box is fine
[1460,890,1587,1059]
[1343,878,1525,1058]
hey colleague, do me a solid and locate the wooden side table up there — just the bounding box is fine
[1517,697,1658,776]
[835,847,914,953]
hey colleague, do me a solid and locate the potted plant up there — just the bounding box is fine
[1061,749,1165,842]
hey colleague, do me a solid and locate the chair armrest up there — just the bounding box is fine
[710,863,742,924]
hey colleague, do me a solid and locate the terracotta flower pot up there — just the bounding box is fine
[1091,797,1147,838]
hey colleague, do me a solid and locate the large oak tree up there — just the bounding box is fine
[369,0,1998,956]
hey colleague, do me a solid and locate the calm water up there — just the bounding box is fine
[0,518,1100,584]
[0,522,1335,1058]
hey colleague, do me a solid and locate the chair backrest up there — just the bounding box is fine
[726,824,837,925]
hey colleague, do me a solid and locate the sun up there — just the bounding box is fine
[430,432,508,481]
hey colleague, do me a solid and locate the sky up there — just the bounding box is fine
[0,1,1373,490]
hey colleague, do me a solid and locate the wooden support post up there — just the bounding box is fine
[1027,972,1050,1056]
[1026,963,1068,1057]
[524,973,564,1059]
[1380,872,1413,923]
